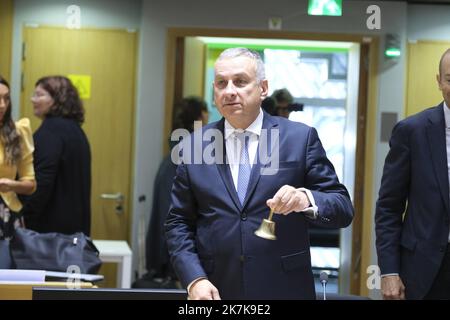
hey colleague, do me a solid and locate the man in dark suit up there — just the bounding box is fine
[376,48,450,300]
[165,48,353,300]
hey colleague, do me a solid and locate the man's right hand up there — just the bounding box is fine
[189,279,221,300]
[381,275,405,300]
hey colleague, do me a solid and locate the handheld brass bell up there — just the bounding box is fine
[254,208,276,240]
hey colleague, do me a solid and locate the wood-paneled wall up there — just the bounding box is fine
[0,0,13,80]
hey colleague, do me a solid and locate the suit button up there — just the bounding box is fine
[440,246,445,252]
[240,255,245,262]
[241,213,247,221]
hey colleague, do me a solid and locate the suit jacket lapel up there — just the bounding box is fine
[426,103,450,213]
[214,119,243,212]
[242,113,279,209]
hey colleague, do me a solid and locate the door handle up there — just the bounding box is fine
[100,193,124,201]
[100,193,124,215]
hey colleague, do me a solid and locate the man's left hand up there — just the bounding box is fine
[266,185,310,215]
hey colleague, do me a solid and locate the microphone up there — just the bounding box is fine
[320,271,329,300]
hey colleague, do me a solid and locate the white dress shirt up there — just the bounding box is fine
[224,109,317,216]
[224,110,263,188]
[442,102,450,242]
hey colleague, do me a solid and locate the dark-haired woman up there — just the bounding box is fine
[144,96,208,285]
[0,76,36,238]
[20,76,91,236]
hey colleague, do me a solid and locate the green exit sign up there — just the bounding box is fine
[308,0,343,16]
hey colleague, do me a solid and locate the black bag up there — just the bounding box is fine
[9,228,102,274]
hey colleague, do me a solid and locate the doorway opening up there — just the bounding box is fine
[164,28,376,295]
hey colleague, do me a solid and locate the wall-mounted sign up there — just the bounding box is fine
[68,74,91,100]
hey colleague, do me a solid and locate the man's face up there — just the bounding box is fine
[437,53,450,108]
[213,56,268,128]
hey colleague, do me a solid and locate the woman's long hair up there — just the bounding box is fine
[0,76,21,165]
[35,76,84,124]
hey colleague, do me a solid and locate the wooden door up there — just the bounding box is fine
[406,41,450,116]
[20,26,137,286]
[0,0,13,79]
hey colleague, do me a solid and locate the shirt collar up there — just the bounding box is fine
[443,102,450,129]
[224,108,263,139]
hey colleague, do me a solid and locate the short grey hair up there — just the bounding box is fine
[216,47,266,83]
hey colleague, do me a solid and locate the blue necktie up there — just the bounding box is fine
[237,132,251,205]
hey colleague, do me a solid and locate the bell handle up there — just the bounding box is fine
[268,208,274,221]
